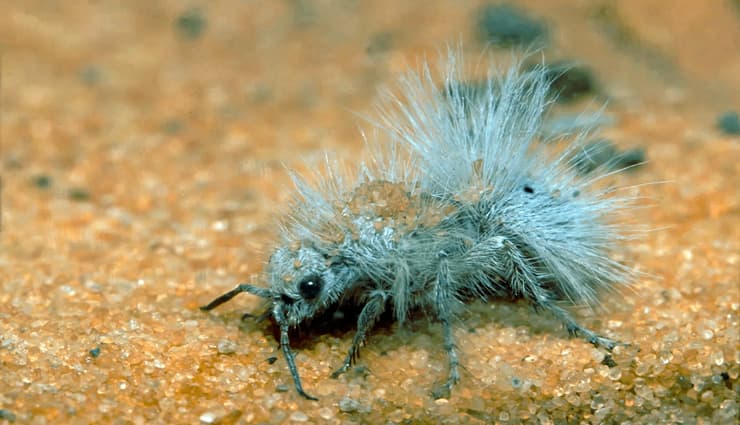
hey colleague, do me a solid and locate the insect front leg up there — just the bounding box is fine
[273,304,318,400]
[331,290,387,379]
[431,251,460,399]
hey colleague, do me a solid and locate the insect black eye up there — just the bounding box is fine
[523,185,534,194]
[298,275,322,300]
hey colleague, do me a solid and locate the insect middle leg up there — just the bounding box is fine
[331,291,387,378]
[431,251,460,399]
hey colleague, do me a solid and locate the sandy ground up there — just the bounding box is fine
[1,1,738,424]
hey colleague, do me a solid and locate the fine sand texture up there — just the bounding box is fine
[1,1,738,424]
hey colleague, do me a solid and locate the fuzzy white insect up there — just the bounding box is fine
[201,48,638,400]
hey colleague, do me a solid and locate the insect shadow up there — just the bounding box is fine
[207,290,620,393]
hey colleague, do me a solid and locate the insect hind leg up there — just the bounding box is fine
[539,300,622,351]
[505,248,622,351]
[509,254,623,351]
[474,234,624,351]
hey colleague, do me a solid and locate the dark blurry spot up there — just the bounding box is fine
[476,4,548,47]
[291,0,317,28]
[614,147,647,169]
[266,356,278,364]
[569,139,645,175]
[601,353,617,368]
[366,32,393,56]
[660,289,671,302]
[162,119,183,134]
[510,376,523,388]
[248,84,273,104]
[0,409,16,422]
[537,61,598,103]
[32,175,52,189]
[591,2,677,79]
[523,185,534,194]
[80,65,103,86]
[528,384,540,395]
[275,383,290,392]
[719,372,732,389]
[89,346,101,358]
[717,110,740,135]
[176,8,206,40]
[592,3,633,47]
[68,188,91,202]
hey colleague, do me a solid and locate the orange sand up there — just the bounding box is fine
[1,1,738,424]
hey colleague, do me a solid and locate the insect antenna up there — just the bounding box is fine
[199,284,274,311]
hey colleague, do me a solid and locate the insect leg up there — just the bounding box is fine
[331,291,387,378]
[273,304,318,400]
[535,299,621,350]
[431,251,460,399]
[494,239,622,351]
